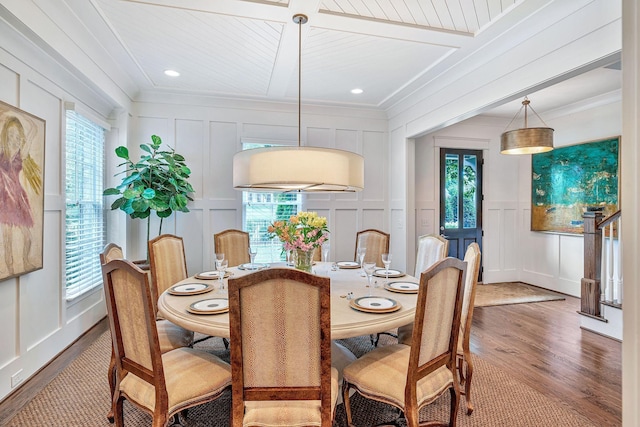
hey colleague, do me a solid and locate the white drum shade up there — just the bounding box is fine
[233,146,364,192]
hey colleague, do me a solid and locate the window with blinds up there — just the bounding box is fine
[65,110,106,301]
[242,142,302,263]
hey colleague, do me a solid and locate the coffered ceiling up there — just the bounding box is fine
[89,0,524,107]
[1,0,620,115]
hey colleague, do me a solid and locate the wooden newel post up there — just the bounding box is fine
[580,211,604,318]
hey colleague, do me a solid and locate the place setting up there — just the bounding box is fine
[384,281,419,294]
[335,261,360,269]
[167,282,214,296]
[194,270,230,280]
[349,296,401,314]
[186,298,229,315]
[238,247,269,270]
[374,252,405,279]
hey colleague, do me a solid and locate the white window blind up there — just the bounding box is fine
[65,110,106,301]
[242,142,301,263]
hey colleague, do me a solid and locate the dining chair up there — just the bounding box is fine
[100,243,194,424]
[102,258,232,427]
[373,233,449,347]
[354,229,390,267]
[342,257,467,427]
[457,242,481,415]
[214,229,250,267]
[388,234,450,347]
[148,234,189,315]
[414,233,449,277]
[228,268,339,427]
[149,234,226,347]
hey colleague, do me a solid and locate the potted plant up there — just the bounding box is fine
[103,134,194,263]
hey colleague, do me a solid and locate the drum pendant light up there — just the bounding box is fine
[500,97,554,155]
[233,14,364,192]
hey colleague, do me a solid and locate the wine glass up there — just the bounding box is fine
[248,247,258,268]
[381,253,392,284]
[216,259,228,291]
[363,262,376,296]
[357,246,367,277]
[215,252,225,267]
[322,242,330,262]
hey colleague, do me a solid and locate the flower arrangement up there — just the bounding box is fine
[267,211,329,252]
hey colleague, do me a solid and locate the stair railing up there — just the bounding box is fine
[580,209,622,320]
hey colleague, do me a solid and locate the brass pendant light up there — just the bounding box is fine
[232,14,364,192]
[500,97,554,155]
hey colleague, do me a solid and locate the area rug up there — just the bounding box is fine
[474,281,565,307]
[6,330,596,427]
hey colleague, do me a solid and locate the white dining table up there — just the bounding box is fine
[157,261,419,340]
[157,261,420,385]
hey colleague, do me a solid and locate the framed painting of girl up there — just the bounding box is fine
[0,101,45,281]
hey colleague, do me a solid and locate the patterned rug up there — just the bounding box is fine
[6,329,596,427]
[474,282,565,307]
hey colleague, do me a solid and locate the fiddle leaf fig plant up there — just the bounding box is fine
[103,134,194,262]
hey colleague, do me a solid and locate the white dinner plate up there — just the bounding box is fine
[168,283,213,296]
[336,261,360,269]
[384,281,419,294]
[187,298,229,314]
[373,268,405,278]
[194,270,230,280]
[349,296,401,313]
[238,263,268,270]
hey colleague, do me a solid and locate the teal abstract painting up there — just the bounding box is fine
[531,137,619,234]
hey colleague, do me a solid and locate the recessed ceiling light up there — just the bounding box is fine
[164,69,180,77]
[351,88,363,94]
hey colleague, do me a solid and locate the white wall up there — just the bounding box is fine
[126,94,389,275]
[412,99,621,296]
[0,15,119,402]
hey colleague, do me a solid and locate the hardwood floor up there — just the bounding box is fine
[0,294,622,426]
[471,295,621,426]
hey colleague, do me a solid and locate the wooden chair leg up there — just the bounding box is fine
[463,353,475,415]
[342,380,354,426]
[107,347,116,423]
[449,384,460,427]
[113,394,124,427]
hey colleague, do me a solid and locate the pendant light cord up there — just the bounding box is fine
[298,14,301,148]
[293,14,307,148]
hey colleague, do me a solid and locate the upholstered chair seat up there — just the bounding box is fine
[119,347,231,415]
[343,344,453,409]
[242,366,339,426]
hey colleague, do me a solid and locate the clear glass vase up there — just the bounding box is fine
[293,248,315,272]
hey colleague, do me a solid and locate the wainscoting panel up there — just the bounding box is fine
[334,209,358,262]
[362,130,385,202]
[175,118,204,197]
[210,121,238,200]
[0,281,18,366]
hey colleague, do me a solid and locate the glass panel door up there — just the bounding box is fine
[440,149,483,278]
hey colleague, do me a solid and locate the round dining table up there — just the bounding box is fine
[158,262,420,389]
[157,261,419,340]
